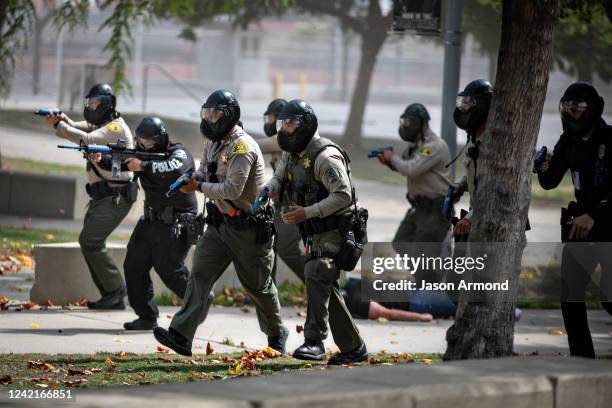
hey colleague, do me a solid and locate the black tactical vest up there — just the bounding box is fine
[281,137,355,235]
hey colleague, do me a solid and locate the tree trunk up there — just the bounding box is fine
[444,0,559,360]
[340,30,386,149]
[32,10,53,95]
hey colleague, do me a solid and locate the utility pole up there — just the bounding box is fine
[441,0,464,178]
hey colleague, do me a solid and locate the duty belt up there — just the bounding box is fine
[302,216,340,236]
[205,201,256,230]
[143,205,194,225]
[86,181,132,201]
[407,195,445,210]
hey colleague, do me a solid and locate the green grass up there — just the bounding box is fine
[0,351,442,389]
[0,227,129,254]
[2,157,84,176]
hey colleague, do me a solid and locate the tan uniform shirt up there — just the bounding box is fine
[196,126,266,215]
[55,116,134,186]
[266,132,353,220]
[390,129,452,199]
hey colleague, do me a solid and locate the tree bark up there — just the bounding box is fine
[32,8,54,95]
[341,31,386,148]
[444,0,559,360]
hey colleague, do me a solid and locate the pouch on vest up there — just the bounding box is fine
[254,205,276,244]
[335,231,363,271]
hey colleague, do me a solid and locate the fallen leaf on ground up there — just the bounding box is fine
[206,342,214,355]
[104,358,116,367]
[296,324,304,334]
[0,375,11,385]
[118,351,128,360]
[33,383,49,388]
[166,314,173,319]
[67,369,92,376]
[63,379,87,387]
[27,361,54,371]
[30,323,40,329]
[42,299,53,307]
[112,338,131,343]
[156,346,170,354]
[228,363,242,375]
[296,311,306,317]
[548,329,564,336]
[261,347,282,358]
[240,306,251,313]
[421,359,433,365]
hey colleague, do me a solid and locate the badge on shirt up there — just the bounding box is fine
[106,123,122,133]
[232,140,250,155]
[303,157,311,169]
[420,147,433,156]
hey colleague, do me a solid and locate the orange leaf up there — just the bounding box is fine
[156,346,170,354]
[206,342,214,355]
[43,299,53,307]
[104,358,116,367]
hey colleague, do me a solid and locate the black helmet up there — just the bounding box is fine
[399,103,430,143]
[199,89,241,142]
[83,83,117,126]
[276,99,318,154]
[263,98,287,137]
[559,81,604,137]
[453,79,493,135]
[135,116,169,152]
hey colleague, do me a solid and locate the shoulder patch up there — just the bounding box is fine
[174,149,188,159]
[106,123,122,133]
[232,140,250,155]
[325,167,340,183]
[420,146,433,156]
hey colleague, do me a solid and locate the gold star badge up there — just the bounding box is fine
[303,157,311,169]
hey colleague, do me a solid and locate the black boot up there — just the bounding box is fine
[124,318,157,331]
[88,286,126,310]
[327,342,368,365]
[292,339,326,361]
[268,326,289,354]
[153,327,192,356]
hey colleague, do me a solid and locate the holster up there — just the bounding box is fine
[173,212,204,245]
[205,201,275,244]
[144,205,175,224]
[86,180,138,203]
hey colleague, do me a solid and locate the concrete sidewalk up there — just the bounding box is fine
[1,306,611,356]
